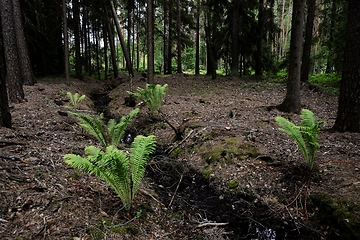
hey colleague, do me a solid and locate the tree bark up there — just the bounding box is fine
[0,0,24,103]
[333,0,360,132]
[109,0,134,77]
[147,0,154,83]
[0,39,11,127]
[255,0,264,76]
[277,0,305,113]
[104,7,119,79]
[73,0,83,80]
[230,0,240,77]
[12,0,35,85]
[300,0,316,82]
[176,0,182,73]
[195,0,200,75]
[62,0,70,84]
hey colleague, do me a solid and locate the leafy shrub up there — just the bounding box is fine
[275,109,325,171]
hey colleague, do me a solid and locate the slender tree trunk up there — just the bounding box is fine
[73,0,83,80]
[167,5,172,74]
[176,0,182,73]
[109,0,134,77]
[195,0,200,75]
[147,0,154,83]
[277,0,305,113]
[62,0,70,84]
[333,0,360,132]
[279,0,286,56]
[12,0,35,85]
[0,0,24,103]
[230,0,240,77]
[255,0,264,76]
[163,0,169,74]
[0,39,11,127]
[103,24,108,80]
[104,7,119,79]
[301,0,316,82]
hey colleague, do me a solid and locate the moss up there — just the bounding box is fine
[170,147,182,158]
[202,167,212,179]
[200,137,260,164]
[228,179,239,189]
[309,194,360,240]
[86,218,139,239]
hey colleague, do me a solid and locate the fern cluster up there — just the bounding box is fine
[64,135,156,211]
[275,109,325,171]
[64,108,156,211]
[128,84,168,113]
[66,92,86,109]
[69,108,139,148]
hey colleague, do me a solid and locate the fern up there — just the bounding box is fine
[70,108,139,148]
[275,109,325,171]
[128,84,168,113]
[64,135,156,211]
[66,92,86,108]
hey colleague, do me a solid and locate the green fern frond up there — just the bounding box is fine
[275,116,309,162]
[63,134,156,211]
[108,108,140,146]
[70,112,107,147]
[128,84,168,113]
[129,135,156,198]
[66,92,86,108]
[275,109,325,171]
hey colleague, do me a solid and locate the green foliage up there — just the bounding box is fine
[66,92,86,108]
[64,135,156,211]
[309,73,341,93]
[275,109,325,171]
[128,84,168,113]
[69,108,140,148]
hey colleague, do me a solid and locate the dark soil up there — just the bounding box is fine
[0,74,359,239]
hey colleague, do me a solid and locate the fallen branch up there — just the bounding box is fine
[168,173,184,208]
[0,153,20,161]
[196,222,228,228]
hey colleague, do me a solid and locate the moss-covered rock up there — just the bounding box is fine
[309,193,360,240]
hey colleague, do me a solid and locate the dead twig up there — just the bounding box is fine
[168,173,184,208]
[196,222,228,228]
[139,188,165,206]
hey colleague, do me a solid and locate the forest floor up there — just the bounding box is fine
[0,73,359,240]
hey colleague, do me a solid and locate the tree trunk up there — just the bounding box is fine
[104,7,119,79]
[62,0,70,84]
[255,0,264,76]
[163,0,169,74]
[277,0,305,113]
[73,0,83,80]
[0,0,24,103]
[103,24,108,80]
[300,0,316,82]
[176,0,182,73]
[0,39,11,127]
[12,0,35,85]
[333,0,360,132]
[230,0,240,77]
[147,0,154,83]
[109,0,134,77]
[195,0,200,75]
[167,5,173,74]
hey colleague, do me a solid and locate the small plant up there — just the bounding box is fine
[275,109,325,171]
[128,84,168,113]
[69,108,140,148]
[66,92,86,108]
[64,135,156,211]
